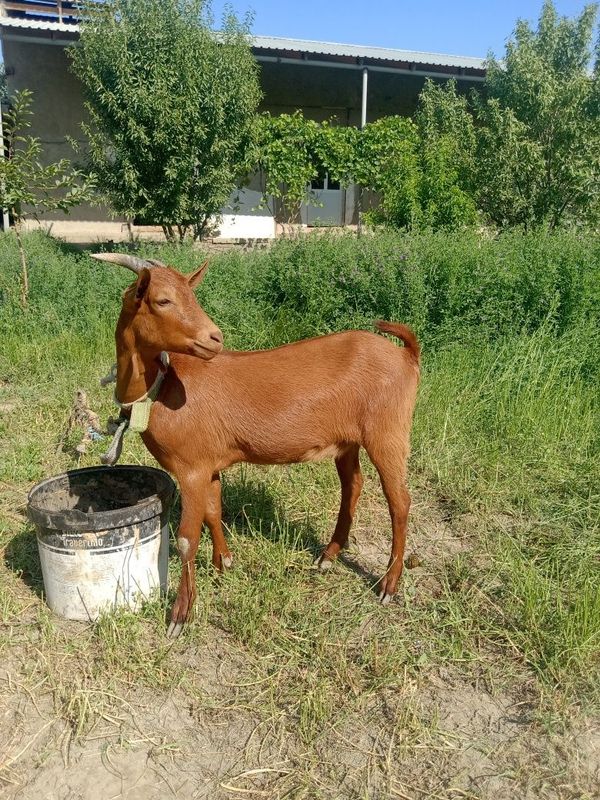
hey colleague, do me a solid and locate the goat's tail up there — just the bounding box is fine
[375,320,421,365]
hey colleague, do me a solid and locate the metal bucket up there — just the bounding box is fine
[27,465,175,621]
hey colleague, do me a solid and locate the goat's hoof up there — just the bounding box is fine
[378,591,393,606]
[221,554,233,570]
[166,621,184,639]
[314,555,333,571]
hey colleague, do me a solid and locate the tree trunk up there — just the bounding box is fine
[14,220,29,308]
[193,217,209,241]
[161,223,175,242]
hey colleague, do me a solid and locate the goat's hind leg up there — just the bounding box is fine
[204,473,233,571]
[316,445,363,570]
[366,441,411,605]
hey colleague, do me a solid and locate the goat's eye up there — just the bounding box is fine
[156,298,172,307]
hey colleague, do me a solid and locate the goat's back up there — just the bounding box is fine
[148,328,419,468]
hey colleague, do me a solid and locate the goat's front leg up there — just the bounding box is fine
[167,472,210,639]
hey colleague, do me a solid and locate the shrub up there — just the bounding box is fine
[231,229,600,352]
[414,79,478,229]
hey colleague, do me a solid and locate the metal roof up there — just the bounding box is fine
[0,15,77,33]
[0,13,485,71]
[252,35,486,71]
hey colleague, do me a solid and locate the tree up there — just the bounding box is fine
[0,90,93,307]
[476,0,600,228]
[415,79,478,229]
[356,87,480,231]
[70,0,261,241]
[356,115,422,228]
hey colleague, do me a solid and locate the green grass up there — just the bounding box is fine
[409,317,600,702]
[0,229,599,794]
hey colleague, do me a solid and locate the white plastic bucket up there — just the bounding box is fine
[27,466,175,621]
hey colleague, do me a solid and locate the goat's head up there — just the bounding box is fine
[91,253,224,359]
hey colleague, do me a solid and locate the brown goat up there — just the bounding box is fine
[92,253,420,637]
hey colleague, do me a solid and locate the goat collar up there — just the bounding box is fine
[115,351,170,433]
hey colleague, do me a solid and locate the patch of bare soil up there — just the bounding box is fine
[328,477,600,799]
[412,674,600,799]
[4,664,598,799]
[0,379,19,415]
[1,639,292,800]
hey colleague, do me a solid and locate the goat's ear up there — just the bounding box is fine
[135,267,152,301]
[188,260,209,290]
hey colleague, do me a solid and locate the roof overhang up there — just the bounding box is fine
[252,34,486,81]
[0,12,486,81]
[0,14,78,44]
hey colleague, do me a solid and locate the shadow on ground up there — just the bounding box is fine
[4,522,44,597]
[222,469,387,595]
[222,470,323,554]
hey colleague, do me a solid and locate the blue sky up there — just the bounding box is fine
[213,0,595,58]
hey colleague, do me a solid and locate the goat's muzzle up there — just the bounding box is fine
[190,329,224,359]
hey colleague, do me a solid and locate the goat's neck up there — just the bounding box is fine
[115,331,163,406]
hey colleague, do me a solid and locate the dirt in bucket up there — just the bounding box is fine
[36,471,159,516]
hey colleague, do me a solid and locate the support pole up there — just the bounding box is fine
[361,67,368,128]
[357,67,368,235]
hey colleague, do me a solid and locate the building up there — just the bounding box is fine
[0,0,486,241]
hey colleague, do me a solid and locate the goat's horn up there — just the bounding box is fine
[146,258,168,268]
[90,253,154,275]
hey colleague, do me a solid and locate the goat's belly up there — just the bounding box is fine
[240,442,348,466]
[299,444,345,462]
